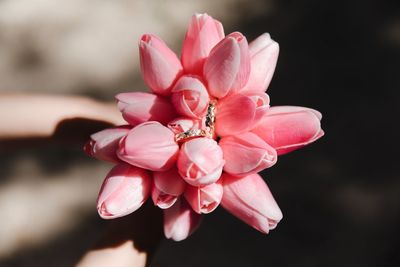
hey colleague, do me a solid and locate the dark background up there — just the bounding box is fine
[0,0,399,266]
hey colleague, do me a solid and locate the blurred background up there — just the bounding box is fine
[0,0,399,266]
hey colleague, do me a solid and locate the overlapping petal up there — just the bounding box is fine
[221,173,282,233]
[97,163,151,219]
[139,34,183,95]
[171,75,209,119]
[117,121,179,171]
[219,132,277,177]
[215,92,269,136]
[184,180,223,214]
[241,33,279,93]
[251,106,324,155]
[152,167,186,209]
[204,32,250,98]
[181,13,224,74]
[116,92,176,125]
[163,199,202,241]
[84,126,130,163]
[177,138,224,186]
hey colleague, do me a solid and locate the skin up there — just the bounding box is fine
[0,94,162,267]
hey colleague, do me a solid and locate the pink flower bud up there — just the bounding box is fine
[203,32,250,98]
[215,92,269,136]
[117,121,179,171]
[184,180,223,214]
[139,34,183,95]
[163,199,202,241]
[177,138,224,186]
[221,173,282,233]
[241,33,279,93]
[97,163,151,219]
[251,106,324,155]
[84,126,130,163]
[181,13,224,74]
[219,132,277,177]
[171,75,209,119]
[152,167,186,209]
[116,92,176,125]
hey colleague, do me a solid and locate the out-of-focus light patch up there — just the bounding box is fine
[0,0,273,98]
[381,19,400,46]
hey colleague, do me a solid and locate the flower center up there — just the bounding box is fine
[175,100,217,142]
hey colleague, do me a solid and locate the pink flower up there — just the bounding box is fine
[221,173,282,233]
[152,167,186,209]
[241,33,279,93]
[181,13,224,74]
[184,180,223,214]
[97,163,152,219]
[219,132,277,177]
[86,13,324,241]
[204,32,250,98]
[215,92,269,136]
[171,75,210,119]
[116,92,176,125]
[251,106,324,155]
[177,138,224,186]
[163,199,202,241]
[84,126,130,163]
[117,121,179,171]
[139,34,183,95]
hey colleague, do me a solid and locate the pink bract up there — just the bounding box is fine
[85,13,324,241]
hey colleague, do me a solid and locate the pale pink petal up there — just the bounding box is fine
[241,33,279,93]
[171,75,209,119]
[84,126,130,163]
[163,199,202,241]
[117,121,179,171]
[219,132,277,177]
[215,92,268,136]
[221,173,282,233]
[184,180,223,214]
[151,186,178,209]
[242,91,270,123]
[152,167,185,209]
[181,13,225,74]
[116,92,176,125]
[177,138,224,186]
[203,32,250,98]
[153,167,186,196]
[97,163,151,219]
[251,106,323,155]
[139,34,183,95]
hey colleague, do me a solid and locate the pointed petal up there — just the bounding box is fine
[153,167,186,196]
[116,92,176,125]
[252,106,323,155]
[97,164,151,219]
[117,121,179,171]
[84,126,130,163]
[184,180,223,214]
[181,13,225,74]
[241,33,279,93]
[221,173,282,233]
[163,199,202,241]
[203,32,250,98]
[139,34,183,95]
[220,132,277,177]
